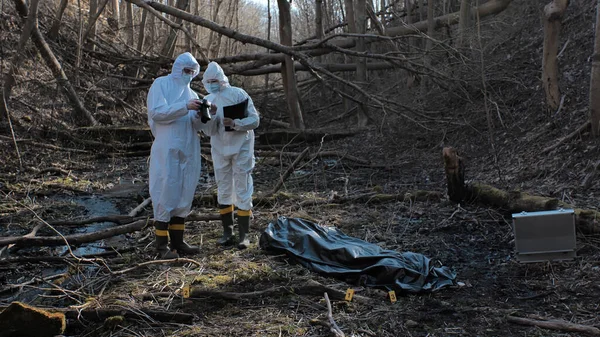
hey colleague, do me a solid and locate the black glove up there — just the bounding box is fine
[197,99,212,123]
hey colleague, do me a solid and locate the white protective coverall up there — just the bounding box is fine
[202,62,260,210]
[147,52,208,222]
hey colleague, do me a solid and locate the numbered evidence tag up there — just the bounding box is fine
[182,284,190,298]
[345,288,355,302]
[388,290,397,303]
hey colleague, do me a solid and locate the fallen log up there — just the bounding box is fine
[0,304,194,325]
[442,147,600,234]
[258,127,366,144]
[74,125,153,143]
[188,279,367,303]
[256,150,370,165]
[0,219,149,247]
[237,62,397,76]
[507,315,600,336]
[0,302,66,337]
[165,0,514,66]
[48,215,143,227]
[0,248,133,266]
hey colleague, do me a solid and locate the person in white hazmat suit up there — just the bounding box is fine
[147,52,215,259]
[202,61,260,249]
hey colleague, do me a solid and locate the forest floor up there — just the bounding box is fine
[2,0,600,336]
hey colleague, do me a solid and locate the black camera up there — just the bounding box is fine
[197,98,212,123]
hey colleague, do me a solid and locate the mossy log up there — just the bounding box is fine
[464,180,598,234]
[442,147,600,234]
[466,183,559,211]
[0,302,66,337]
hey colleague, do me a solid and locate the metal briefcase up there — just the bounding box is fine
[511,209,576,263]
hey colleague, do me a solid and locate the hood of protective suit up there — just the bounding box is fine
[202,61,230,94]
[170,52,200,86]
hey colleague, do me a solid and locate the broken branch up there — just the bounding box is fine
[507,315,600,336]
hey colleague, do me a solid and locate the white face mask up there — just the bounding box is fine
[208,82,221,93]
[181,74,193,85]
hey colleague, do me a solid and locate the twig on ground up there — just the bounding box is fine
[265,147,310,198]
[111,258,202,275]
[542,120,591,154]
[324,292,345,337]
[129,198,152,217]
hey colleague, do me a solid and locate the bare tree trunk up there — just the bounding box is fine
[82,0,109,42]
[457,0,471,47]
[356,0,369,126]
[591,0,600,136]
[344,0,356,32]
[419,0,424,20]
[343,0,356,122]
[108,0,119,31]
[542,0,569,112]
[405,0,413,48]
[160,0,189,57]
[137,9,148,52]
[367,0,385,35]
[13,0,97,126]
[315,0,324,39]
[186,0,193,53]
[1,0,40,120]
[277,0,305,129]
[261,0,271,112]
[126,1,135,45]
[213,0,235,58]
[146,9,155,52]
[421,0,434,93]
[207,0,223,58]
[48,0,68,40]
[86,0,97,49]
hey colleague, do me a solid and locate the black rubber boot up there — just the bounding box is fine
[237,210,251,249]
[154,221,179,259]
[169,217,200,255]
[218,204,235,246]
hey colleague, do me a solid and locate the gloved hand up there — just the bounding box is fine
[197,99,212,123]
[187,99,201,110]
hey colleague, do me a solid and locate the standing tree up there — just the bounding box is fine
[87,0,98,50]
[126,0,135,45]
[591,0,600,136]
[108,0,119,30]
[277,0,305,129]
[1,0,41,122]
[48,0,69,40]
[160,0,189,57]
[421,0,434,93]
[356,0,369,126]
[457,0,471,47]
[137,9,148,52]
[207,0,224,58]
[542,0,569,112]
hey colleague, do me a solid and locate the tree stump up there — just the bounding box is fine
[442,147,466,202]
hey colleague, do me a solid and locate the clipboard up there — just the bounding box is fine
[223,99,248,132]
